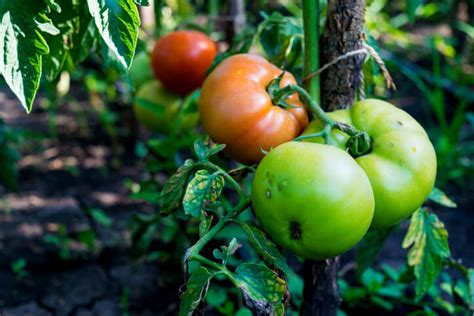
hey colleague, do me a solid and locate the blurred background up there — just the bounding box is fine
[0,0,472,315]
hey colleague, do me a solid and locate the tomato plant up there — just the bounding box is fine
[199,54,309,164]
[302,99,437,229]
[252,141,374,259]
[151,30,217,95]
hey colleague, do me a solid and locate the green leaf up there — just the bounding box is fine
[35,13,60,35]
[234,262,286,315]
[199,216,213,237]
[89,208,113,227]
[159,159,194,215]
[183,170,225,217]
[45,0,62,12]
[428,187,457,208]
[0,1,50,112]
[356,227,394,275]
[179,267,214,316]
[42,0,91,80]
[87,0,140,69]
[402,208,451,300]
[213,238,240,265]
[237,221,290,274]
[194,137,226,161]
[258,12,303,68]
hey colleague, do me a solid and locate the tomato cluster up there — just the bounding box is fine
[199,54,436,260]
[130,30,216,134]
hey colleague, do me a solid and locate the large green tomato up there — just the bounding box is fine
[129,51,154,90]
[252,142,375,259]
[134,81,198,134]
[303,99,437,229]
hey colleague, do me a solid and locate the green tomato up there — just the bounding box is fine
[302,99,437,229]
[134,80,198,134]
[129,51,154,90]
[252,142,375,259]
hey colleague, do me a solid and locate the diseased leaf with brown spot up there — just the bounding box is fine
[183,170,225,217]
[402,208,450,300]
[179,267,214,316]
[234,262,286,315]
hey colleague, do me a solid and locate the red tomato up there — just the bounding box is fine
[151,30,217,95]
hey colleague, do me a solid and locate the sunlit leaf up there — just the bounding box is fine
[0,1,50,112]
[87,0,140,69]
[428,187,457,208]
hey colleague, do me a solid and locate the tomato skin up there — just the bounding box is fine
[252,142,375,259]
[151,30,217,95]
[129,51,154,90]
[302,99,437,229]
[199,54,309,164]
[134,81,198,134]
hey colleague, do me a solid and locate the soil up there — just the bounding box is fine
[0,87,473,316]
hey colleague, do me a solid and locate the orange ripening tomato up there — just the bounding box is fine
[151,30,217,95]
[199,54,309,164]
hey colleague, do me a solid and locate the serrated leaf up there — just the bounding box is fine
[183,170,225,217]
[194,137,226,161]
[159,159,195,215]
[402,208,451,300]
[237,221,290,274]
[356,227,394,275]
[234,262,286,315]
[87,0,140,69]
[213,238,241,265]
[179,267,214,316]
[0,1,50,112]
[428,187,457,208]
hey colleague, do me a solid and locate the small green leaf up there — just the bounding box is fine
[87,0,140,69]
[179,267,214,316]
[428,187,457,208]
[237,221,290,274]
[35,13,60,35]
[194,137,226,161]
[234,262,286,315]
[45,0,62,12]
[199,216,213,237]
[89,208,113,228]
[356,227,394,275]
[402,208,451,300]
[159,159,194,215]
[213,238,241,265]
[183,170,225,217]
